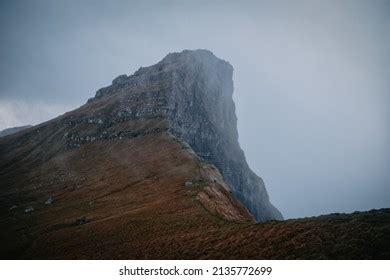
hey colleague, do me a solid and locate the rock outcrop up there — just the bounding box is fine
[88,49,282,221]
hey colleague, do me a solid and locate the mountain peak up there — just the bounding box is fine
[159,49,231,67]
[85,49,281,221]
[90,49,233,102]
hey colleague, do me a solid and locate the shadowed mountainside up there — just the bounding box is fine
[0,50,389,259]
[0,125,32,138]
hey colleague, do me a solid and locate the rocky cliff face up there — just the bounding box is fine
[89,49,282,221]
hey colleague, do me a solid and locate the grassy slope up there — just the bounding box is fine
[0,128,389,259]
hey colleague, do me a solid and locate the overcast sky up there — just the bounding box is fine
[1,0,389,218]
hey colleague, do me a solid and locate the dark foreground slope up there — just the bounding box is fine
[0,50,389,259]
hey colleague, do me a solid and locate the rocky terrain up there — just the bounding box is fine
[0,50,389,259]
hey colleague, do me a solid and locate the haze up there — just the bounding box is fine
[1,0,389,218]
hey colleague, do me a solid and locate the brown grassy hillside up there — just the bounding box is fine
[1,126,389,259]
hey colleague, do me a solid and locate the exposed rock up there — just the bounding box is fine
[84,49,282,221]
[184,181,193,187]
[163,50,283,221]
[112,74,128,85]
[24,206,34,213]
[76,216,88,225]
[196,185,253,221]
[45,197,54,205]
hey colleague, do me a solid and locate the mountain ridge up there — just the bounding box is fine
[87,49,282,221]
[0,49,389,259]
[0,125,32,138]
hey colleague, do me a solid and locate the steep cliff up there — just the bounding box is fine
[88,49,282,221]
